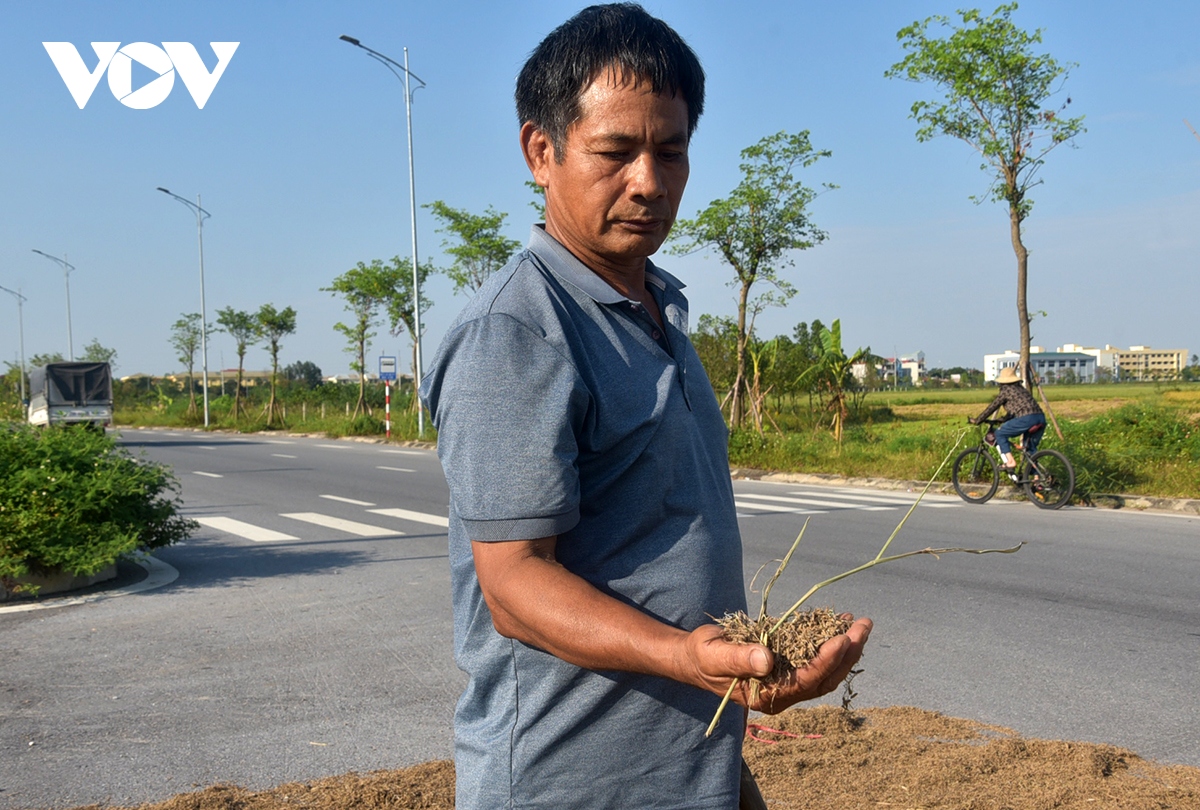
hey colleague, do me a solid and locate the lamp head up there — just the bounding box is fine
[339,35,361,46]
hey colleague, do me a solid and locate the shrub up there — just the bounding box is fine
[0,425,195,590]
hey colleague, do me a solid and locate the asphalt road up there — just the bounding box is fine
[1,428,1196,809]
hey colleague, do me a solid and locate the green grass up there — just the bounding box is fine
[733,382,1200,500]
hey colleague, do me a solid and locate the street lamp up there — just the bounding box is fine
[340,34,428,437]
[0,284,28,405]
[31,249,75,360]
[157,187,212,428]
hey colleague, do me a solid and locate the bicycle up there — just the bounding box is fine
[951,418,1075,509]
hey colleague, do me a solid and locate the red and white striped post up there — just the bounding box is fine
[385,380,391,439]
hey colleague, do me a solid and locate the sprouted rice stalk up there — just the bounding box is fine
[705,428,1025,737]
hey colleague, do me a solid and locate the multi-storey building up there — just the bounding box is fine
[1114,346,1189,380]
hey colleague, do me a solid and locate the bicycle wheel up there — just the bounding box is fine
[1023,449,1075,509]
[952,447,1000,504]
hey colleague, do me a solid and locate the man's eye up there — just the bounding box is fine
[603,151,630,161]
[660,151,685,162]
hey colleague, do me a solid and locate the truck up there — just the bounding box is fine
[27,362,114,428]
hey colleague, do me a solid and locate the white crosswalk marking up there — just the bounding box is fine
[788,489,919,505]
[380,449,425,456]
[376,465,414,472]
[279,512,399,537]
[734,501,825,515]
[737,492,886,510]
[320,494,376,506]
[272,453,297,459]
[193,471,223,478]
[196,516,298,543]
[316,443,348,450]
[264,440,295,445]
[368,507,450,528]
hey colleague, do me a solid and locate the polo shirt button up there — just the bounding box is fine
[651,329,661,340]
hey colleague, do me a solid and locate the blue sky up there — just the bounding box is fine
[1,1,1197,378]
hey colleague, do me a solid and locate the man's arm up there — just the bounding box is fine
[472,536,871,713]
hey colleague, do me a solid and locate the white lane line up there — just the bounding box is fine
[197,445,217,450]
[368,507,450,528]
[265,440,295,445]
[737,492,879,510]
[917,503,962,508]
[733,501,826,515]
[376,465,415,472]
[320,494,376,507]
[193,471,224,478]
[272,453,297,459]
[316,443,349,450]
[380,449,425,456]
[196,516,298,542]
[229,437,252,443]
[280,512,400,537]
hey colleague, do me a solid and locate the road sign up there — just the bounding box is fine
[379,356,397,382]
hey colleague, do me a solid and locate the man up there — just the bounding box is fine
[420,5,870,808]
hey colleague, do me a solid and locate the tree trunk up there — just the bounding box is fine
[235,354,246,421]
[1009,201,1033,387]
[266,349,281,428]
[186,362,197,418]
[731,281,751,430]
[354,337,367,420]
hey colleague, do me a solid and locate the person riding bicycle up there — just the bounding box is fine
[970,367,1047,472]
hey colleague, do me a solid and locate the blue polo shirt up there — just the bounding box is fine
[420,226,746,810]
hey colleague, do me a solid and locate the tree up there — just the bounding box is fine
[323,261,403,418]
[283,360,323,390]
[80,338,118,372]
[215,307,259,421]
[887,3,1084,386]
[256,304,297,427]
[795,320,870,444]
[169,313,206,419]
[672,130,834,429]
[425,201,521,295]
[29,352,65,367]
[383,258,435,406]
[526,180,546,220]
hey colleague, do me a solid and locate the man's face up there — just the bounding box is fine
[523,70,690,275]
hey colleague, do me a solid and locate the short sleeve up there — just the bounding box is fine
[420,313,590,541]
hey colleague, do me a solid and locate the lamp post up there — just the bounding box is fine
[31,250,75,360]
[339,34,427,437]
[0,284,27,404]
[157,187,212,428]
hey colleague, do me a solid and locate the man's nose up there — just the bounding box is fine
[627,152,667,200]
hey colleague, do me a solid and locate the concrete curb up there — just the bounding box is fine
[729,468,1200,517]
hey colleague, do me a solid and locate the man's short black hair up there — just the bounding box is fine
[516,3,705,157]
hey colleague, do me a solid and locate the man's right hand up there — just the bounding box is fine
[679,618,872,714]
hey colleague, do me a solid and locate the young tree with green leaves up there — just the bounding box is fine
[425,201,521,295]
[80,338,118,372]
[381,257,434,406]
[323,260,403,418]
[886,3,1083,386]
[671,130,834,430]
[256,304,297,427]
[169,313,206,419]
[215,307,259,421]
[795,319,870,445]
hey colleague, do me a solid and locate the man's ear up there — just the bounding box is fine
[520,122,554,190]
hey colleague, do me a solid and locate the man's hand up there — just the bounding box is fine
[679,618,872,713]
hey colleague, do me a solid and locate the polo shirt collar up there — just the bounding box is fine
[528,225,686,304]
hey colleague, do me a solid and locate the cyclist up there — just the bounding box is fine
[970,367,1047,473]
